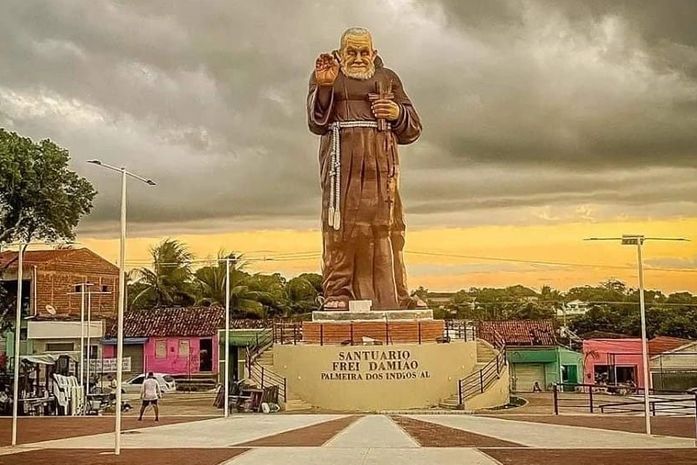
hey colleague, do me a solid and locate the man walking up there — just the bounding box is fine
[138,372,161,421]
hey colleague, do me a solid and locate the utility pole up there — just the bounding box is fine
[585,234,689,435]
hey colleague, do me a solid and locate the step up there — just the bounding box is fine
[171,372,217,381]
[284,399,314,412]
[438,401,462,410]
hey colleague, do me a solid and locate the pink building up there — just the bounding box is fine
[582,337,688,388]
[103,306,224,377]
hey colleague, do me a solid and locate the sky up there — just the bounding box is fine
[1,0,696,293]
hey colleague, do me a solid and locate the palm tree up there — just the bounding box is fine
[131,239,195,308]
[194,251,266,317]
[284,275,320,315]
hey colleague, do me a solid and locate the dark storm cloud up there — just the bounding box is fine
[1,0,696,235]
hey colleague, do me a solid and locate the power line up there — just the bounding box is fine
[450,299,697,308]
[404,250,697,274]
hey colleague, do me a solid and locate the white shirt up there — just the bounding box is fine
[141,378,161,401]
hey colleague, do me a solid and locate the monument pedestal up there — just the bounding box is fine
[267,309,509,411]
[303,309,444,345]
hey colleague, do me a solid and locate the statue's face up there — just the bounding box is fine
[339,33,376,80]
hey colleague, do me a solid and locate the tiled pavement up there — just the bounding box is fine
[1,414,695,465]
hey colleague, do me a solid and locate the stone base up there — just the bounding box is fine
[273,341,481,411]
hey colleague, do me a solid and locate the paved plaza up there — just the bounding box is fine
[1,414,695,464]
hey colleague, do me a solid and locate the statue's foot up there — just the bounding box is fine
[323,299,348,310]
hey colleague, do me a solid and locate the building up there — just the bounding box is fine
[582,336,690,388]
[479,320,583,392]
[103,306,224,377]
[0,248,119,361]
[0,248,119,318]
[556,299,589,318]
[651,340,697,391]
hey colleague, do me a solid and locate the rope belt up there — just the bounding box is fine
[327,120,390,230]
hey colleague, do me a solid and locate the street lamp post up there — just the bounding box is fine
[88,160,155,455]
[84,284,111,404]
[585,234,689,435]
[7,240,74,445]
[224,258,231,417]
[10,243,24,446]
[71,282,92,401]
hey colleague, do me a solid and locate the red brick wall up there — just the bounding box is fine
[302,320,444,345]
[32,249,119,318]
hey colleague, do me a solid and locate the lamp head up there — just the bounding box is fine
[621,235,644,245]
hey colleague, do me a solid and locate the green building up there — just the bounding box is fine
[218,328,272,383]
[479,320,583,393]
[507,346,582,392]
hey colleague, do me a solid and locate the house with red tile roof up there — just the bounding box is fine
[102,306,224,378]
[478,320,583,392]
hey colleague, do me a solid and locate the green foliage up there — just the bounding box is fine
[0,129,95,245]
[432,280,697,339]
[127,240,323,318]
[0,129,95,329]
[130,239,196,308]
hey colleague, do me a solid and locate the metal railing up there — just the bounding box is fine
[444,320,478,341]
[272,319,478,346]
[273,321,303,345]
[242,327,287,404]
[457,330,507,406]
[553,383,696,416]
[247,363,287,403]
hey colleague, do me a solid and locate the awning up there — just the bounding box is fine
[20,353,79,365]
[101,337,148,345]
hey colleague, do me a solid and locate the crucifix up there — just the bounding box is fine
[368,79,394,132]
[368,79,397,217]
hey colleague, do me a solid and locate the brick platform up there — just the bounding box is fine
[302,319,445,344]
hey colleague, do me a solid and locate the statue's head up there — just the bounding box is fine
[338,27,377,80]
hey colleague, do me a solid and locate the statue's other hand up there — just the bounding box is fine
[371,99,400,122]
[315,53,339,87]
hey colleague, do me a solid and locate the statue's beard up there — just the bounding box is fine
[342,62,375,80]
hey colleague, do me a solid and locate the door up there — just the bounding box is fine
[511,363,546,392]
[199,338,213,372]
[562,365,579,384]
[124,344,144,375]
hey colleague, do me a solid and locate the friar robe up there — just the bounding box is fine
[307,57,422,309]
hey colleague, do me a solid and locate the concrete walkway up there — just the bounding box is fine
[29,415,346,449]
[226,447,498,465]
[3,414,695,465]
[409,414,694,448]
[324,415,418,449]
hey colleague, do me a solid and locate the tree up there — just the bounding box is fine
[1,129,95,328]
[193,252,266,318]
[130,239,196,308]
[285,274,321,315]
[244,273,287,316]
[0,129,95,247]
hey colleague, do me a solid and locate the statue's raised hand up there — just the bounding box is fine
[315,53,339,87]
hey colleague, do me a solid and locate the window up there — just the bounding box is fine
[129,375,145,385]
[46,342,75,352]
[178,339,190,358]
[83,345,99,360]
[155,340,167,359]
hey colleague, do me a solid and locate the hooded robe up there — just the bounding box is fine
[307,57,422,309]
